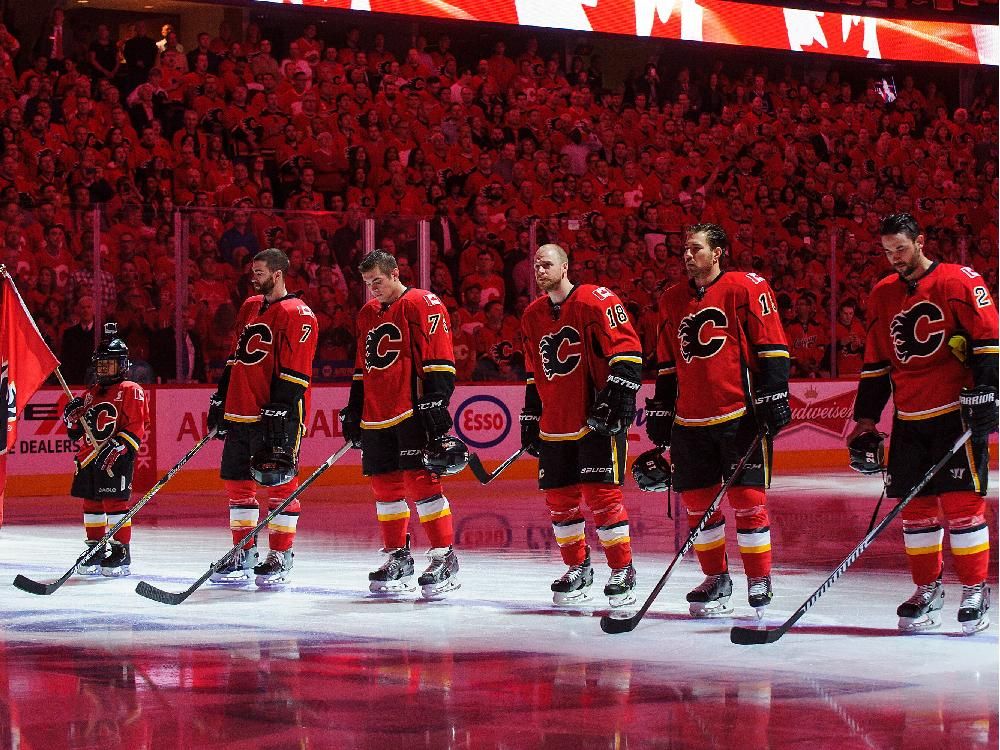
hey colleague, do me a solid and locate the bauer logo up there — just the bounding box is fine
[454,395,511,449]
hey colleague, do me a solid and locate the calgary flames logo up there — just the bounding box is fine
[890,301,945,363]
[365,323,403,371]
[539,326,582,379]
[678,308,728,363]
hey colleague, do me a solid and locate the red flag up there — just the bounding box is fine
[1,275,60,453]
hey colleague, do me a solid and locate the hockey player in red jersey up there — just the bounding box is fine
[339,249,464,598]
[645,224,790,617]
[847,213,998,634]
[62,323,149,577]
[520,243,642,608]
[207,248,319,587]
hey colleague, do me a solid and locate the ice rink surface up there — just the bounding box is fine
[1,469,997,749]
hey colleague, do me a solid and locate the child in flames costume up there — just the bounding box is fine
[520,243,642,607]
[207,248,318,586]
[62,323,149,577]
[645,224,791,618]
[339,250,465,598]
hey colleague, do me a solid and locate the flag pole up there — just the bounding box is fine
[0,265,100,450]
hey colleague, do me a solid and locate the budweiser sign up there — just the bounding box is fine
[786,385,856,438]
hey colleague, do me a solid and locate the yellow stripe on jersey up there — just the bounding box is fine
[541,427,591,441]
[758,350,790,358]
[117,432,140,451]
[972,345,1000,354]
[423,364,457,374]
[675,407,746,427]
[609,354,643,366]
[362,409,414,429]
[278,371,310,387]
[860,367,890,378]
[897,403,960,421]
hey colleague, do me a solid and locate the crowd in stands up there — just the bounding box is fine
[0,12,996,384]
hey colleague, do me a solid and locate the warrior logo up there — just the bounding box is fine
[890,301,945,363]
[234,323,272,365]
[678,308,728,363]
[539,326,582,379]
[365,323,403,371]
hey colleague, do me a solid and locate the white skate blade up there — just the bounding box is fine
[210,571,252,584]
[255,573,292,587]
[101,565,130,578]
[689,599,734,618]
[754,606,769,619]
[897,610,942,632]
[420,579,461,599]
[76,565,102,576]
[961,617,990,635]
[369,576,416,595]
[607,591,636,608]
[553,588,593,606]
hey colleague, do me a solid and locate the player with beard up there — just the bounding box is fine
[847,213,998,634]
[206,248,319,587]
[646,223,790,618]
[520,243,642,607]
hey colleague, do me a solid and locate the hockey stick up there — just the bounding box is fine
[467,446,529,484]
[13,430,217,595]
[135,442,352,605]
[731,428,972,645]
[601,430,766,634]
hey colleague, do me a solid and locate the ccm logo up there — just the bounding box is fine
[454,395,512,449]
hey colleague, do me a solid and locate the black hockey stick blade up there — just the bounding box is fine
[600,610,640,634]
[600,431,765,635]
[730,428,972,646]
[13,570,73,596]
[467,446,528,485]
[135,442,351,605]
[135,570,212,606]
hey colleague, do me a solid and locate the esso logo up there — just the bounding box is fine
[454,395,511,449]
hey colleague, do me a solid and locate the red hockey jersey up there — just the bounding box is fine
[74,381,149,467]
[223,294,318,422]
[858,263,999,420]
[354,288,456,428]
[521,285,643,439]
[656,272,790,426]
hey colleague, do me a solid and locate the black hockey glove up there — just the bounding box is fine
[753,388,791,437]
[62,396,86,427]
[260,403,293,452]
[960,385,998,442]
[339,407,362,449]
[97,438,130,476]
[587,374,641,437]
[520,409,541,457]
[644,398,674,448]
[207,391,226,440]
[416,393,453,440]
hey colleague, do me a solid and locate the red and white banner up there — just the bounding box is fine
[0,277,59,454]
[255,0,997,66]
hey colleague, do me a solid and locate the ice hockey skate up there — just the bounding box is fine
[957,582,990,635]
[687,572,734,617]
[604,563,636,608]
[369,535,416,594]
[76,541,105,575]
[551,550,594,605]
[748,575,773,618]
[101,542,131,577]
[897,578,944,632]
[417,547,460,598]
[210,544,259,584]
[254,549,294,586]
